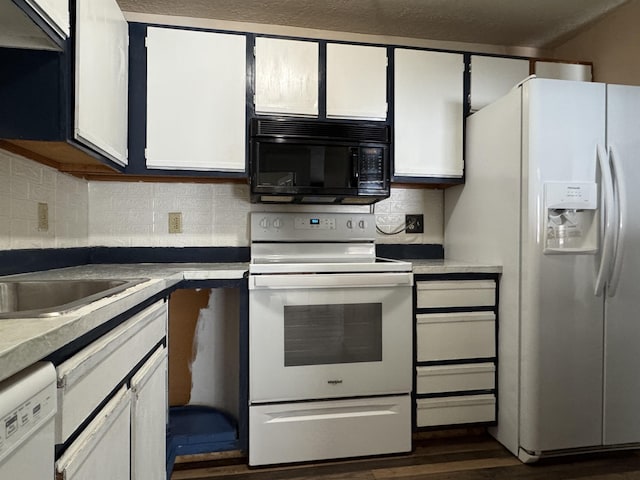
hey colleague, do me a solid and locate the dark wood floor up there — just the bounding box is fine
[170,432,640,480]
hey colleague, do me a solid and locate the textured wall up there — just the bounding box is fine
[1,151,443,249]
[0,150,89,250]
[88,180,443,247]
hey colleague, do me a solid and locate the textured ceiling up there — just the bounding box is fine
[116,0,629,48]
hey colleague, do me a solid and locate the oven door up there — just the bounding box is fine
[248,272,413,403]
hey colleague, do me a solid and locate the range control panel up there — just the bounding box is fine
[251,212,375,242]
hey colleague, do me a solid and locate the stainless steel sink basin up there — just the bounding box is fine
[0,278,148,318]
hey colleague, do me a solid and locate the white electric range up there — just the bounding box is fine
[248,212,413,466]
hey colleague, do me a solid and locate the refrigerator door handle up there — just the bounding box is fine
[595,144,615,297]
[607,145,626,297]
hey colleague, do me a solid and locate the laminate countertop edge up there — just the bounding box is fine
[409,259,502,274]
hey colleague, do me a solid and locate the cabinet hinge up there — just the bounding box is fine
[253,94,257,106]
[145,36,148,48]
[144,148,148,160]
[253,45,256,57]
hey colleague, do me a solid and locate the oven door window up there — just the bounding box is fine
[284,303,382,366]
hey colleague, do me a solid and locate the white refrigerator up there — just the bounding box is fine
[444,77,640,462]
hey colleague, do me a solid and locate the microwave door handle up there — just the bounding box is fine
[351,148,359,186]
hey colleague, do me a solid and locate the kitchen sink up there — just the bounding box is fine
[0,278,148,319]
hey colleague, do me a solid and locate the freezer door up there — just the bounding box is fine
[519,79,606,454]
[602,84,640,446]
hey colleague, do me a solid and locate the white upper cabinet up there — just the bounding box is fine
[145,27,246,172]
[74,0,129,166]
[534,61,592,81]
[326,43,388,120]
[255,37,319,117]
[470,55,530,112]
[33,0,69,37]
[394,49,464,178]
[0,0,69,50]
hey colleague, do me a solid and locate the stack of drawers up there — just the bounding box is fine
[414,275,498,428]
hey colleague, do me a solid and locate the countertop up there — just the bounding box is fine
[408,258,502,274]
[0,259,500,384]
[0,263,248,383]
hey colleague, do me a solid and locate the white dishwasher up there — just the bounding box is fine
[0,362,57,479]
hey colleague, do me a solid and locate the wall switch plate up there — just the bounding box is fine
[37,202,49,231]
[405,214,424,234]
[168,212,182,234]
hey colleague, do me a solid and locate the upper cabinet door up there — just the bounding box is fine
[470,55,530,112]
[534,61,592,82]
[326,43,388,120]
[0,0,69,50]
[394,49,464,179]
[32,0,70,37]
[74,0,129,166]
[255,37,319,117]
[146,27,246,172]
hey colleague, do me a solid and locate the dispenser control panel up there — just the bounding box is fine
[545,182,597,209]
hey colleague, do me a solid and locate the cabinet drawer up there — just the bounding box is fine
[416,363,495,394]
[55,301,167,443]
[416,312,495,362]
[416,394,495,427]
[416,280,495,309]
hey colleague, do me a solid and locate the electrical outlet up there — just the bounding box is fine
[168,212,182,234]
[405,214,424,234]
[37,202,49,231]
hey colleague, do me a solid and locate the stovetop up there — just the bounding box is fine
[249,212,412,274]
[249,256,412,274]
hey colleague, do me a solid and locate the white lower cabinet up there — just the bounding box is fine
[54,300,168,479]
[56,386,132,480]
[416,395,496,428]
[416,280,495,309]
[416,312,496,362]
[414,275,498,428]
[416,364,495,395]
[131,346,168,480]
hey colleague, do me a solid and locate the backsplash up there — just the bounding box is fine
[0,150,89,250]
[88,181,443,247]
[1,150,443,249]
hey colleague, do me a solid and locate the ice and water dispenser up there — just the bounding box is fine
[544,182,598,254]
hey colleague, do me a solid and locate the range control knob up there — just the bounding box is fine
[346,219,353,229]
[272,218,283,229]
[358,219,367,229]
[259,217,270,229]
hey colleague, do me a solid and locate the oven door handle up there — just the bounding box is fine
[250,272,414,289]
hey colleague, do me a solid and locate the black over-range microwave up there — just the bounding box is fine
[249,118,391,204]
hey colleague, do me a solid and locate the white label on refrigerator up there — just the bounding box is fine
[545,182,597,209]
